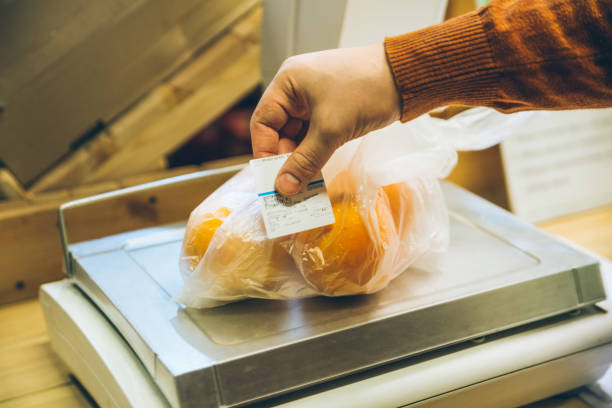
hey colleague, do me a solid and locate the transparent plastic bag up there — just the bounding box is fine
[176,168,319,308]
[176,109,526,308]
[417,106,532,150]
[282,123,451,297]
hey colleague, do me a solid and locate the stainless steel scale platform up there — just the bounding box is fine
[47,165,610,408]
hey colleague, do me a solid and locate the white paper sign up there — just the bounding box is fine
[250,154,335,238]
[501,109,612,222]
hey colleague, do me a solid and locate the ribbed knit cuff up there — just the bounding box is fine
[384,11,500,122]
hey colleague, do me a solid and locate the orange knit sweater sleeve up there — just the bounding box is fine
[384,0,612,122]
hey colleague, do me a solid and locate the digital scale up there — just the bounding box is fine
[40,165,612,408]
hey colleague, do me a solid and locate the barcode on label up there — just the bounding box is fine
[250,155,334,238]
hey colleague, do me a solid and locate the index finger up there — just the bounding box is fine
[250,86,290,158]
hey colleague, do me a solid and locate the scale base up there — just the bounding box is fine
[41,274,612,408]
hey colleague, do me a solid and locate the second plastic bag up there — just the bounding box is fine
[176,116,457,308]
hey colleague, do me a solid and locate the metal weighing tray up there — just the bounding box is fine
[57,166,606,408]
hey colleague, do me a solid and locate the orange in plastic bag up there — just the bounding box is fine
[290,171,413,296]
[182,206,231,272]
[176,169,319,308]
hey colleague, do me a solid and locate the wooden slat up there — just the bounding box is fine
[28,5,261,194]
[0,384,93,408]
[0,169,28,202]
[2,0,259,188]
[0,204,67,304]
[62,167,240,245]
[85,50,259,182]
[83,8,261,184]
[26,130,120,195]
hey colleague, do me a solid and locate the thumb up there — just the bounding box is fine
[275,131,334,196]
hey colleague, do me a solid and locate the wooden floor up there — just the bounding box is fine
[0,298,95,408]
[1,205,611,408]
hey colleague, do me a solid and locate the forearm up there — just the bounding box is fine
[385,0,612,122]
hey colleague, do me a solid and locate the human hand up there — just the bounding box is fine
[250,43,401,196]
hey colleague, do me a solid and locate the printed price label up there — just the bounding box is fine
[250,153,335,238]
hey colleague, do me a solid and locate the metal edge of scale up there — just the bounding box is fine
[57,166,606,408]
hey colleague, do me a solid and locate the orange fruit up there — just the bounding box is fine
[182,206,231,272]
[181,199,317,302]
[294,172,413,296]
[381,182,414,233]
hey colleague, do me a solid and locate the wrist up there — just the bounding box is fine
[375,43,402,123]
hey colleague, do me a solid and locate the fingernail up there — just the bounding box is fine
[277,173,301,195]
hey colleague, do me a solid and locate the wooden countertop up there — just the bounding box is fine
[1,204,610,408]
